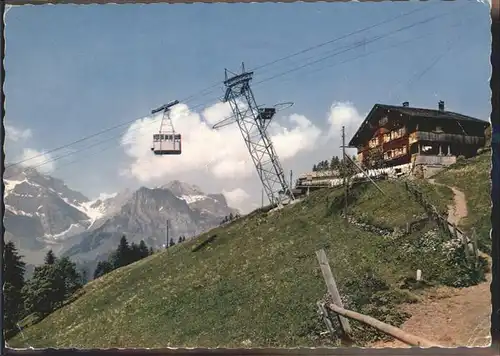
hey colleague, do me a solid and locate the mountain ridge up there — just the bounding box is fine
[3,167,238,269]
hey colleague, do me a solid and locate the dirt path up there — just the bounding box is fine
[371,180,491,348]
[371,271,491,348]
[428,179,468,226]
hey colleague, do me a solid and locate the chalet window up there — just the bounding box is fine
[435,126,443,132]
[402,146,407,155]
[379,116,388,126]
[408,132,417,145]
[390,127,406,141]
[384,152,389,160]
[369,137,379,148]
[383,134,391,143]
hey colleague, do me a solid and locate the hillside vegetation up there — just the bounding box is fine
[434,151,492,253]
[9,180,487,349]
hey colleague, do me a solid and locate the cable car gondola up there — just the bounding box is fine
[151,100,182,155]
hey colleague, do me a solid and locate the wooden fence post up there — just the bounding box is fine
[317,301,336,339]
[315,249,352,336]
[454,225,470,261]
[471,228,479,266]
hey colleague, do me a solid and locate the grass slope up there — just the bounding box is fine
[434,152,492,253]
[10,181,486,349]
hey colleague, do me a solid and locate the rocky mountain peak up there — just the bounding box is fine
[161,180,204,197]
[4,168,237,269]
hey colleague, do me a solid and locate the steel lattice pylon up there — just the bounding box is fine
[221,64,294,206]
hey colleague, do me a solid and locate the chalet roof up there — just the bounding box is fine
[348,103,490,147]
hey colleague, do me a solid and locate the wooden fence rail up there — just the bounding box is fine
[315,249,352,336]
[323,302,441,348]
[315,249,442,348]
[403,181,478,264]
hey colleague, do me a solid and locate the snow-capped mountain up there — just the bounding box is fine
[79,190,134,230]
[62,183,238,265]
[163,180,238,219]
[3,167,237,267]
[4,166,122,243]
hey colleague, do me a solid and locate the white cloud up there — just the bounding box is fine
[269,114,322,160]
[324,102,366,161]
[202,101,234,125]
[95,192,118,201]
[5,124,32,142]
[19,148,55,174]
[222,187,251,212]
[120,102,323,183]
[326,102,366,142]
[120,100,367,212]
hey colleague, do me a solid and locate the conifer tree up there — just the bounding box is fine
[3,241,26,331]
[56,256,83,300]
[23,256,83,318]
[130,242,141,261]
[138,240,149,259]
[93,260,114,279]
[44,249,56,265]
[113,235,131,268]
[23,264,64,318]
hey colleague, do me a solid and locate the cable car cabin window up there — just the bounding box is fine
[153,134,160,141]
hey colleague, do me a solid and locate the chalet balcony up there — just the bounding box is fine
[299,169,340,180]
[411,153,457,166]
[408,131,485,146]
[383,146,407,161]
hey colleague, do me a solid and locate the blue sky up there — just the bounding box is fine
[4,1,492,211]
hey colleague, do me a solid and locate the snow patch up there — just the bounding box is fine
[79,200,105,221]
[3,178,40,195]
[5,204,34,217]
[78,192,119,228]
[61,197,89,215]
[180,195,209,204]
[44,223,84,240]
[94,192,118,201]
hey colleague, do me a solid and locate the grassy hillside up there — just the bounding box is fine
[434,151,492,253]
[9,181,486,349]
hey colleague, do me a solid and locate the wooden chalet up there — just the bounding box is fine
[348,101,490,170]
